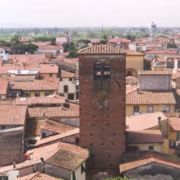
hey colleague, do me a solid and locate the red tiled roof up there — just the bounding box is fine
[28,104,79,118]
[127,130,163,144]
[78,44,125,55]
[0,142,88,174]
[41,119,76,134]
[9,54,49,65]
[0,80,8,95]
[46,142,89,171]
[0,106,27,125]
[10,79,59,91]
[119,157,180,173]
[36,64,58,74]
[108,38,130,43]
[126,89,176,105]
[139,69,172,75]
[15,95,65,106]
[126,112,167,131]
[35,128,79,147]
[168,117,180,131]
[18,172,62,180]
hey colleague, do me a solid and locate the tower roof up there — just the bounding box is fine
[78,44,125,55]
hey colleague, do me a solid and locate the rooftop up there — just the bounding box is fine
[127,130,163,144]
[28,104,79,118]
[119,157,180,174]
[18,172,62,180]
[0,106,27,125]
[46,143,89,171]
[126,112,167,131]
[0,80,8,95]
[168,116,180,131]
[35,128,79,147]
[41,119,76,134]
[0,142,88,174]
[126,89,176,105]
[10,79,59,91]
[139,69,172,75]
[15,95,66,106]
[78,44,125,55]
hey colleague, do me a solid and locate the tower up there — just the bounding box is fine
[78,44,126,170]
[149,22,157,43]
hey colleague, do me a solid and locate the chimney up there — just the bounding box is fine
[13,161,16,169]
[158,116,161,128]
[40,158,45,173]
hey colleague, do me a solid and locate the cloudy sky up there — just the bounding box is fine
[0,0,179,27]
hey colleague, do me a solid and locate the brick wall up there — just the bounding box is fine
[79,54,126,169]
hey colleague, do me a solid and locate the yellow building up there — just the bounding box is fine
[126,89,176,116]
[167,116,180,154]
[126,50,144,77]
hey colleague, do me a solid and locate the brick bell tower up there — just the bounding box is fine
[78,44,126,170]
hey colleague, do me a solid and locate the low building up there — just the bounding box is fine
[0,79,9,100]
[37,44,63,56]
[126,50,144,77]
[138,70,172,91]
[126,88,176,115]
[0,106,27,166]
[59,70,79,101]
[168,116,180,152]
[0,142,89,180]
[9,79,59,97]
[18,171,63,180]
[14,95,66,107]
[120,157,180,179]
[127,130,164,153]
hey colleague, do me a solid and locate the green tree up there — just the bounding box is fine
[66,42,78,58]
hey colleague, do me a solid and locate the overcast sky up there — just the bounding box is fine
[0,0,179,27]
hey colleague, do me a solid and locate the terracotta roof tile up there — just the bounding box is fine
[168,117,180,131]
[15,95,65,106]
[41,120,76,134]
[127,130,163,144]
[28,104,79,118]
[126,112,167,131]
[18,172,62,180]
[119,157,180,173]
[139,69,172,75]
[35,128,79,147]
[0,142,88,174]
[78,44,125,55]
[126,89,176,105]
[0,106,27,125]
[0,80,8,95]
[10,79,59,91]
[46,143,89,171]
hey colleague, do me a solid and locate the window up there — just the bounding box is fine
[34,92,40,97]
[68,93,74,100]
[1,125,6,130]
[177,132,180,141]
[76,85,79,90]
[148,146,154,151]
[162,105,170,112]
[69,78,73,81]
[75,137,79,144]
[63,85,68,93]
[45,91,52,96]
[133,105,139,114]
[147,105,153,113]
[49,73,52,77]
[94,61,111,80]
